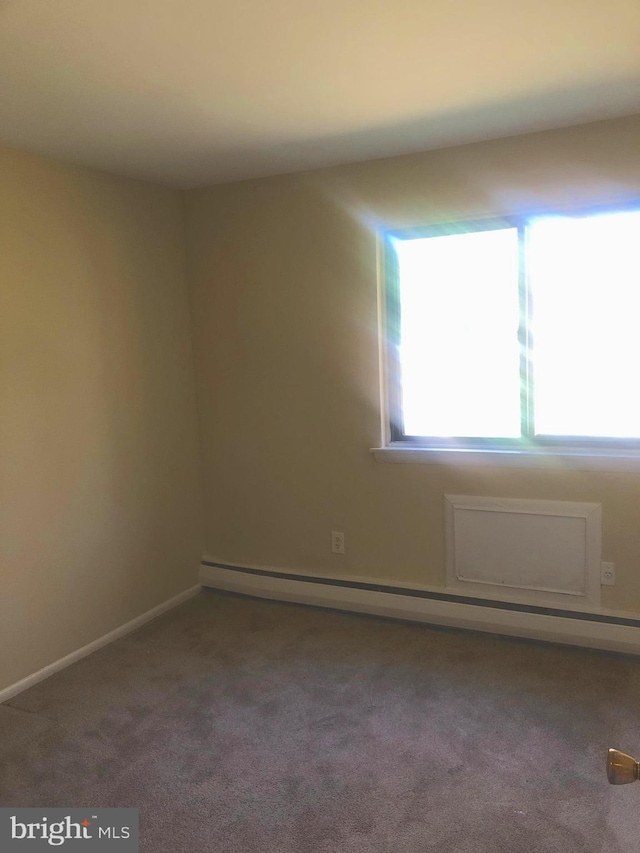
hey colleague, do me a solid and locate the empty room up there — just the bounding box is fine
[3,1,640,851]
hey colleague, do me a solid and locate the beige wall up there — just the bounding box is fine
[3,115,640,694]
[0,146,202,691]
[186,115,640,614]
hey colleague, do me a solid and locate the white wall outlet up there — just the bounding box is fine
[601,562,616,586]
[331,531,345,554]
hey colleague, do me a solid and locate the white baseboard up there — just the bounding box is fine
[0,584,202,704]
[200,560,640,657]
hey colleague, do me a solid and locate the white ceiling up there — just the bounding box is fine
[1,0,639,188]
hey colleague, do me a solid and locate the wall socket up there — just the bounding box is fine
[600,561,616,586]
[331,531,345,554]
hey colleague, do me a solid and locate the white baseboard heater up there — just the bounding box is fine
[200,555,640,657]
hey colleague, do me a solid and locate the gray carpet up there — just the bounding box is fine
[2,589,640,852]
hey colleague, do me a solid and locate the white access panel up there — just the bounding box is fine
[444,495,602,608]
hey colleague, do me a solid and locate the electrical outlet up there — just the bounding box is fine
[601,562,616,586]
[331,531,345,554]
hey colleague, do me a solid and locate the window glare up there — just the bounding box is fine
[529,211,640,438]
[395,228,521,438]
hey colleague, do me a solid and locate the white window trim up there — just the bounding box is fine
[375,206,640,471]
[371,444,640,472]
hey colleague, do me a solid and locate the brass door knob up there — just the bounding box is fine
[608,749,640,785]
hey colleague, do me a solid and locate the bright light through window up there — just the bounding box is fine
[388,207,640,447]
[395,227,520,437]
[529,211,640,438]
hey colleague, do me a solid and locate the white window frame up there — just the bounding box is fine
[373,205,640,471]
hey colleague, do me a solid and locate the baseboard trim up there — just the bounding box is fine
[200,560,640,656]
[0,584,202,704]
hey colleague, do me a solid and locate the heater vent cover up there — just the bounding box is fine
[444,495,602,608]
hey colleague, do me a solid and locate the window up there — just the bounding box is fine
[382,206,640,462]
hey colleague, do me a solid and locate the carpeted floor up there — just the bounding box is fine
[2,589,640,852]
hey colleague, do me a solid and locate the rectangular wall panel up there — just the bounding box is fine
[445,496,602,608]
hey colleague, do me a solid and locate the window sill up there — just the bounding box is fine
[371,445,640,472]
